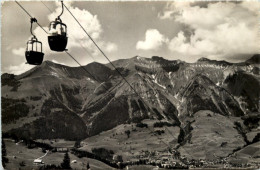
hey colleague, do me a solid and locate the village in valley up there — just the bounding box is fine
[3,118,260,169]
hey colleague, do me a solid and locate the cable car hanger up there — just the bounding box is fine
[57,0,64,21]
[48,0,68,52]
[30,18,37,39]
[25,18,44,65]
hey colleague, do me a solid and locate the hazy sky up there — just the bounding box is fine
[1,1,259,74]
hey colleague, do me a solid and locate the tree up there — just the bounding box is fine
[87,162,90,170]
[178,128,185,144]
[125,130,131,138]
[11,134,19,143]
[252,133,260,143]
[74,140,81,148]
[61,152,71,169]
[19,161,25,167]
[2,139,8,168]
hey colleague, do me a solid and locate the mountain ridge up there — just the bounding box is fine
[4,53,259,77]
[2,54,259,140]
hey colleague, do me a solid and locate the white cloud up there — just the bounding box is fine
[158,1,191,20]
[6,62,35,75]
[161,2,260,59]
[12,47,25,56]
[240,1,260,14]
[136,29,169,50]
[104,42,118,52]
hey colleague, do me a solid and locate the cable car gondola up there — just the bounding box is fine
[48,1,68,52]
[25,18,44,65]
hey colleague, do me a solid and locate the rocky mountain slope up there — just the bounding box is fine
[2,55,259,151]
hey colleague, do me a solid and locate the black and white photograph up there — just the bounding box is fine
[1,0,260,169]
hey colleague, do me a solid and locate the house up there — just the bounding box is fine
[161,163,171,168]
[161,156,169,163]
[34,159,44,165]
[113,155,123,163]
[56,147,68,152]
[155,159,161,164]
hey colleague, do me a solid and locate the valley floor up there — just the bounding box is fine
[3,112,260,169]
[4,139,115,170]
[4,139,169,170]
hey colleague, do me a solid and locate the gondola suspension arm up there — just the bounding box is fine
[30,18,37,39]
[57,1,64,22]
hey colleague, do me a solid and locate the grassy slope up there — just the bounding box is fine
[4,139,115,170]
[81,119,180,161]
[227,141,260,164]
[178,110,245,160]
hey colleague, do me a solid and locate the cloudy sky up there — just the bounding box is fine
[1,1,259,74]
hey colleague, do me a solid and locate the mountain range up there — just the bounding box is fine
[1,54,260,163]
